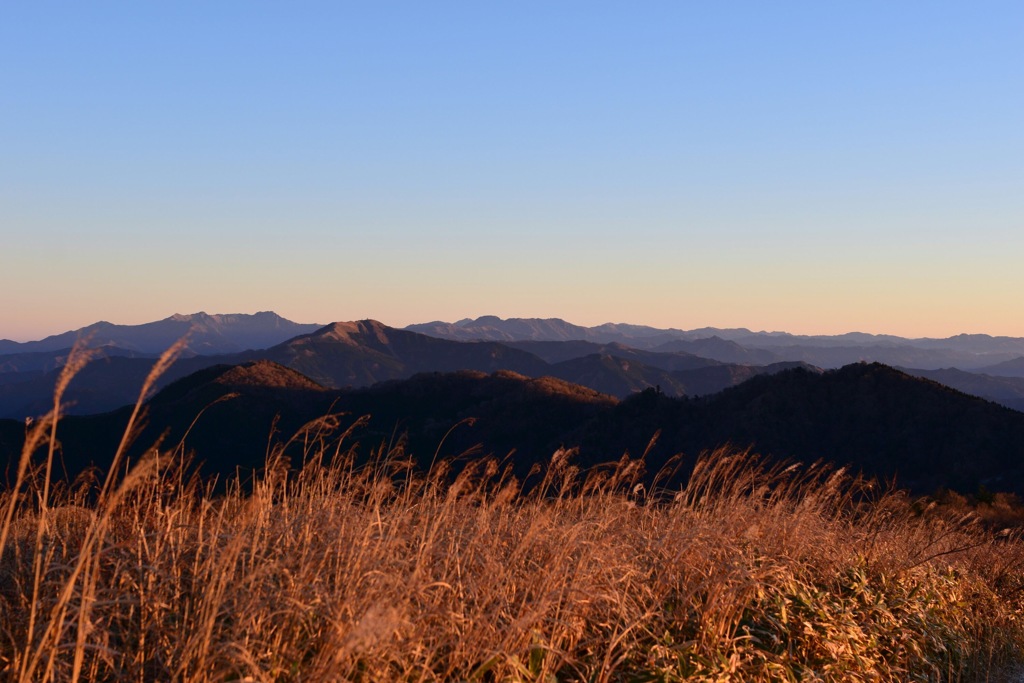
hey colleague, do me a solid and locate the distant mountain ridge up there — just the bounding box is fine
[6,314,1024,419]
[406,316,1024,369]
[0,320,816,419]
[975,356,1024,378]
[899,367,1024,413]
[408,316,692,347]
[0,311,321,356]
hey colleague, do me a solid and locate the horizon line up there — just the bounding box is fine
[3,310,1024,345]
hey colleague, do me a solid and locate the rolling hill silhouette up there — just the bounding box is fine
[3,361,1023,496]
[668,361,821,397]
[548,354,689,397]
[581,363,1024,494]
[6,318,1024,420]
[0,321,821,418]
[1,363,615,486]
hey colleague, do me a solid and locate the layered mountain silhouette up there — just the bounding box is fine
[0,320,821,419]
[6,314,1024,419]
[547,354,691,398]
[0,311,320,357]
[407,316,1024,370]
[4,310,1024,502]
[899,367,1024,413]
[501,340,720,369]
[2,361,1023,496]
[0,363,615,485]
[0,346,146,377]
[4,311,1024,495]
[651,337,780,365]
[0,355,233,419]
[976,357,1024,378]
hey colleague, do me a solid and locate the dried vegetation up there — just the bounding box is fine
[1,346,1022,682]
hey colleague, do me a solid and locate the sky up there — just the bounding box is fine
[2,2,1022,341]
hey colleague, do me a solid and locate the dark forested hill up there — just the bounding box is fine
[581,363,1024,494]
[3,362,1023,496]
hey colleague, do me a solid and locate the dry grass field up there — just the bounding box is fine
[1,350,1023,682]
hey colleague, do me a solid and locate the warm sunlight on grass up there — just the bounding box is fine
[1,347,1022,681]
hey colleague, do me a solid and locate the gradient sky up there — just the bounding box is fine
[3,2,1022,341]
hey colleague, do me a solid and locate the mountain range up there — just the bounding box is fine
[410,316,1024,370]
[4,313,1024,418]
[2,312,1024,496]
[0,319,815,419]
[0,311,321,357]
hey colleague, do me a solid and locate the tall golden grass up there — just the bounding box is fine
[1,345,1022,681]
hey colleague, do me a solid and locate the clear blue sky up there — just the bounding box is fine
[3,2,1022,340]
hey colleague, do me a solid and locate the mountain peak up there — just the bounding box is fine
[167,312,211,323]
[214,361,326,391]
[311,320,392,345]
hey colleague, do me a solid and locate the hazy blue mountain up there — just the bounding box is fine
[668,361,821,397]
[409,316,700,348]
[0,355,232,420]
[899,367,1024,412]
[496,340,615,363]
[736,344,1016,371]
[725,331,1024,355]
[0,346,147,377]
[729,331,914,348]
[407,316,1024,369]
[903,334,1024,355]
[0,311,321,356]
[544,354,820,400]
[548,354,690,397]
[974,357,1024,378]
[502,340,721,370]
[652,337,780,365]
